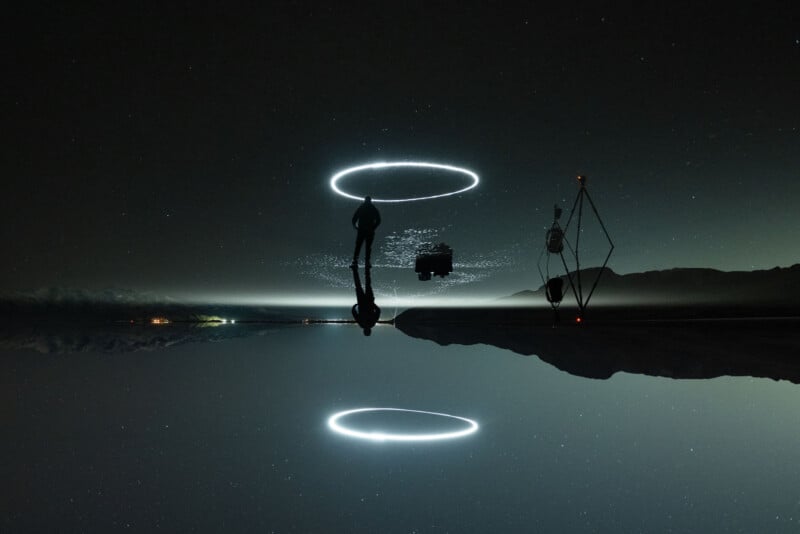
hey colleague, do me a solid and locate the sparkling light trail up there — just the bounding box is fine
[330,161,479,202]
[327,407,479,442]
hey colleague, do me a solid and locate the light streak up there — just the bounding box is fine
[174,292,555,308]
[330,161,479,202]
[327,407,479,442]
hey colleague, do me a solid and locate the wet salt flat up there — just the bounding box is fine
[4,320,800,532]
[291,227,522,297]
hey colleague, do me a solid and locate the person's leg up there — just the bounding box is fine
[353,267,365,301]
[364,232,374,266]
[353,232,365,263]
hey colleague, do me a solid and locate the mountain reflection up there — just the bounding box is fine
[395,307,800,384]
[0,322,295,355]
[5,304,800,386]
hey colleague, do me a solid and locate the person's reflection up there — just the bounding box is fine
[352,266,380,336]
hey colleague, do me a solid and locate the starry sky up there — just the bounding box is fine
[3,3,799,304]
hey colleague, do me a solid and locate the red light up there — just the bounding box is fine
[575,316,582,324]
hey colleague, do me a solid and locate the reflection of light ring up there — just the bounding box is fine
[330,161,479,203]
[327,407,479,442]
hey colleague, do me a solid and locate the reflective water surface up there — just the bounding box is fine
[4,321,800,532]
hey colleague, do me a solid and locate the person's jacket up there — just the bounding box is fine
[352,203,381,232]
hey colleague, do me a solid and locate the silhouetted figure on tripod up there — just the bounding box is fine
[351,196,381,268]
[352,266,380,336]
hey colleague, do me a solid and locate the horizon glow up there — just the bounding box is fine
[173,292,556,308]
[327,407,479,442]
[329,161,479,202]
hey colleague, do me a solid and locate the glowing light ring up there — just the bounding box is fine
[327,407,479,442]
[330,161,479,203]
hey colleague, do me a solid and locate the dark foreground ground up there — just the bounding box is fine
[4,303,800,532]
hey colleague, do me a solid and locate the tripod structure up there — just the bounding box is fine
[537,175,614,319]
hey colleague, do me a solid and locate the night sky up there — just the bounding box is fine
[4,3,799,304]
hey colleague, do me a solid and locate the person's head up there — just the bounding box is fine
[363,327,372,336]
[364,196,372,204]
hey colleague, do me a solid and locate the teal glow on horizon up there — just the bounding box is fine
[174,292,553,308]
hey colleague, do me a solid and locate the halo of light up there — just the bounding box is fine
[330,161,479,203]
[327,407,479,442]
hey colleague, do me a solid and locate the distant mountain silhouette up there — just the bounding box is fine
[509,264,800,307]
[2,286,177,306]
[0,322,290,355]
[396,265,800,383]
[0,291,339,355]
[0,288,294,324]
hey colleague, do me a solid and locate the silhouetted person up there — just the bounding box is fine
[351,196,381,268]
[352,266,380,336]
